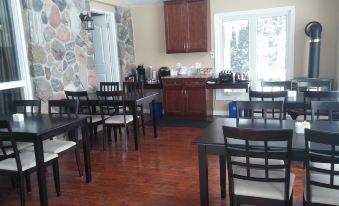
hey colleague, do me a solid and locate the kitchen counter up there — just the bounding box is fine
[161,74,212,79]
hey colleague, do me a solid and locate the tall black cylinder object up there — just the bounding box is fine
[305,21,322,78]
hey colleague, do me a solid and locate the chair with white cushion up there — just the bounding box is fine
[24,100,83,177]
[65,91,111,146]
[4,100,43,155]
[222,126,294,206]
[303,129,339,206]
[96,91,134,150]
[0,120,60,206]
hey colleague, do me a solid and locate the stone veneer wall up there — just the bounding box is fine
[20,0,95,112]
[115,6,136,80]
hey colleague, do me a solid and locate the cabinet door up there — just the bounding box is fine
[187,0,209,52]
[164,0,187,53]
[185,86,206,117]
[164,86,185,115]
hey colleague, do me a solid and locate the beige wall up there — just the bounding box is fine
[90,0,129,8]
[131,0,339,112]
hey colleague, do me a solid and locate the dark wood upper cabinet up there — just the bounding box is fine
[164,0,210,53]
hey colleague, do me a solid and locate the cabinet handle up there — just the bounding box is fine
[183,43,186,49]
[184,90,187,95]
[186,43,189,49]
[181,90,184,95]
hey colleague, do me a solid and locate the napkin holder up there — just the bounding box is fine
[295,121,311,134]
[13,113,24,122]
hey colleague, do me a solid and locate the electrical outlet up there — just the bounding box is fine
[210,52,215,59]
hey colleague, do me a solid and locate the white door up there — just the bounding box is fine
[92,14,120,84]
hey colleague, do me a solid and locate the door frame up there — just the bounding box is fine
[91,9,121,84]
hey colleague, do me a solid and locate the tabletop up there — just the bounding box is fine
[87,91,159,102]
[0,114,88,139]
[193,118,339,152]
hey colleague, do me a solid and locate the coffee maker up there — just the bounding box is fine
[136,65,146,83]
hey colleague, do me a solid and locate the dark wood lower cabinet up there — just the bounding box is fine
[163,77,212,119]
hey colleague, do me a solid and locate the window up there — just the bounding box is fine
[0,0,31,112]
[215,7,295,99]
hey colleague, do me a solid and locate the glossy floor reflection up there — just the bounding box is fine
[0,125,304,206]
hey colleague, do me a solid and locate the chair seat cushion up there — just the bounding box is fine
[233,167,294,200]
[303,173,339,205]
[24,140,76,154]
[1,142,34,156]
[90,115,110,123]
[105,115,134,124]
[0,151,58,171]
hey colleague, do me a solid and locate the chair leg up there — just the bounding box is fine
[113,128,118,143]
[94,126,98,136]
[103,126,107,151]
[18,172,25,206]
[52,160,61,196]
[140,107,145,136]
[88,126,94,148]
[107,127,112,142]
[118,127,122,137]
[74,148,83,177]
[11,176,18,189]
[25,174,31,192]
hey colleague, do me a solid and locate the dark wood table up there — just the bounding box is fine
[87,91,159,150]
[192,118,339,206]
[0,114,90,206]
[206,81,250,92]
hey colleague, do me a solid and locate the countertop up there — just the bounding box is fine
[161,74,212,79]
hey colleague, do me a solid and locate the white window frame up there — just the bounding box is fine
[0,0,32,99]
[214,6,295,100]
[91,9,121,83]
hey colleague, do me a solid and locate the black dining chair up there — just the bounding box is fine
[4,100,43,154]
[303,91,339,120]
[292,78,332,92]
[249,90,288,119]
[24,100,83,178]
[0,120,60,206]
[65,90,112,145]
[99,82,120,92]
[311,101,339,121]
[261,81,292,91]
[96,91,134,150]
[236,101,284,120]
[122,82,145,136]
[222,126,294,206]
[12,100,41,114]
[303,129,339,205]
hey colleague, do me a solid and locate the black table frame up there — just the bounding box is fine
[193,118,337,206]
[3,115,91,206]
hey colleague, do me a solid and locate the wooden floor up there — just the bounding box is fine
[0,125,305,206]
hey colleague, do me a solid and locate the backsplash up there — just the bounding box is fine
[20,0,95,112]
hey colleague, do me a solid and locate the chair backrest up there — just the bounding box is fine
[99,82,120,92]
[236,101,284,120]
[223,126,293,202]
[65,91,91,115]
[303,91,339,120]
[123,82,143,94]
[96,90,124,112]
[12,100,41,114]
[261,81,292,91]
[0,120,22,172]
[293,79,332,92]
[48,99,79,117]
[311,101,339,121]
[249,90,288,101]
[304,129,339,204]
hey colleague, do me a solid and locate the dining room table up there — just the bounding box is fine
[0,113,91,206]
[192,117,339,206]
[87,91,159,151]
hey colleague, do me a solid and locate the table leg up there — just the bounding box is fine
[34,140,48,206]
[198,145,209,206]
[219,155,226,198]
[151,99,158,138]
[132,102,139,150]
[82,124,92,182]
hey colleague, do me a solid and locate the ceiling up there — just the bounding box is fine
[128,0,167,6]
